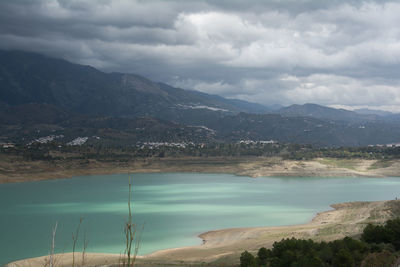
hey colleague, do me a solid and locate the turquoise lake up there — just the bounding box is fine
[1,173,400,265]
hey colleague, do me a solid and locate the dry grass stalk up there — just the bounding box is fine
[72,217,83,267]
[49,221,58,267]
[81,230,89,266]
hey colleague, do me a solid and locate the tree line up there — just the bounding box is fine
[240,218,400,267]
[2,141,400,161]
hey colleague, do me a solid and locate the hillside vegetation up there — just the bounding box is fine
[1,50,400,147]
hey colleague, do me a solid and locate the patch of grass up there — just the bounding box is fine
[316,225,343,236]
[368,160,393,170]
[318,158,359,170]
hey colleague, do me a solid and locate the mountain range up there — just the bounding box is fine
[1,50,400,147]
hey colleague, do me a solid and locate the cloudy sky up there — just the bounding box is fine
[1,0,400,111]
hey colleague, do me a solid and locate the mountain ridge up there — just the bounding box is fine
[0,50,270,119]
[1,50,400,147]
[277,103,382,122]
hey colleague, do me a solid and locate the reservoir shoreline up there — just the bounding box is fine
[2,156,400,184]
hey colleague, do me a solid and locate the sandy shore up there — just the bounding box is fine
[7,199,400,267]
[1,155,400,184]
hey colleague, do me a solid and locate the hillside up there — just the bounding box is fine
[1,50,400,147]
[0,50,269,119]
[277,103,381,122]
[206,113,400,146]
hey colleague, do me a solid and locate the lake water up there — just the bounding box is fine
[1,173,400,265]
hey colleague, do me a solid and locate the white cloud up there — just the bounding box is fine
[282,74,400,107]
[1,0,400,111]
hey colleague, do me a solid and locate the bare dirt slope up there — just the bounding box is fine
[1,155,400,184]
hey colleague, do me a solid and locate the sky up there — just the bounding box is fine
[1,0,400,112]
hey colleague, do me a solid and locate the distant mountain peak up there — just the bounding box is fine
[278,103,381,122]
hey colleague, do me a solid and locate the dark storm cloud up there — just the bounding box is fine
[1,0,400,111]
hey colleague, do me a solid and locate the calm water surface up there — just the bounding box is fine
[1,173,400,265]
